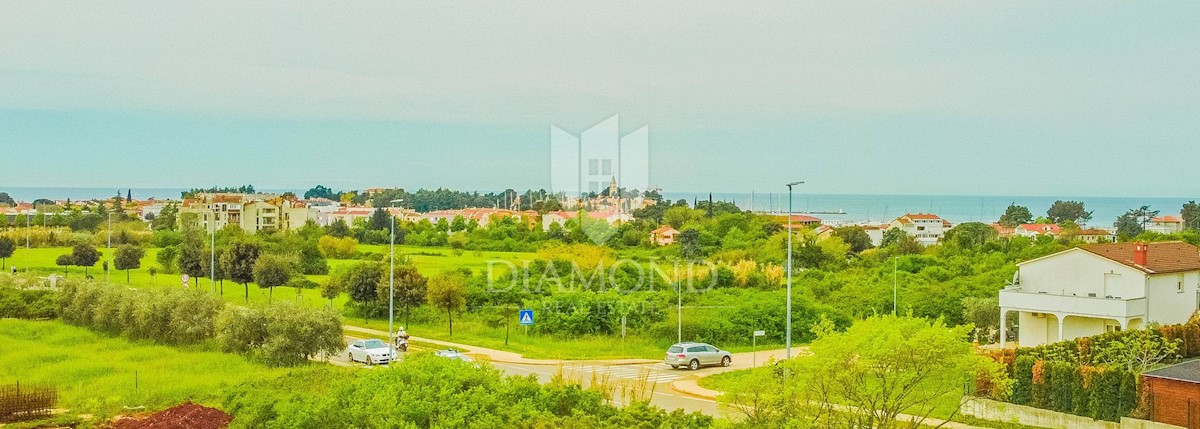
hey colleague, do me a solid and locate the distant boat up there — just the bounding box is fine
[801,210,846,215]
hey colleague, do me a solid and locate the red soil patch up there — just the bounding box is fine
[109,403,231,429]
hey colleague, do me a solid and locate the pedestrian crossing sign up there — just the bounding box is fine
[519,310,534,326]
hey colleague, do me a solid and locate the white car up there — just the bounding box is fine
[434,348,474,363]
[348,339,396,365]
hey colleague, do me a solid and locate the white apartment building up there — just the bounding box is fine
[888,213,950,246]
[999,241,1200,347]
[1148,215,1185,234]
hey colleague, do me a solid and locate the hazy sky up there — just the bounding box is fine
[1,2,1198,197]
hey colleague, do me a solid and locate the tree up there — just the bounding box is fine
[722,315,1004,429]
[55,254,74,275]
[325,219,351,238]
[253,254,294,303]
[0,192,14,206]
[678,228,702,260]
[369,208,391,230]
[337,261,386,317]
[0,236,14,270]
[379,264,428,327]
[944,222,998,251]
[1094,328,1182,373]
[320,278,342,307]
[1047,200,1093,225]
[71,243,101,277]
[832,226,873,253]
[113,244,145,283]
[1115,206,1158,239]
[151,202,179,231]
[961,296,1002,344]
[427,272,467,336]
[179,229,206,280]
[998,203,1033,227]
[0,213,7,230]
[1182,201,1200,231]
[304,185,337,200]
[223,239,261,302]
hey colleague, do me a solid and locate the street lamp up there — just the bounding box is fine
[785,180,804,359]
[106,211,113,283]
[893,256,898,315]
[388,199,404,346]
[210,213,216,294]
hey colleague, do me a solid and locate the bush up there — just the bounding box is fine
[56,279,223,345]
[0,285,58,319]
[216,303,343,367]
[317,235,358,259]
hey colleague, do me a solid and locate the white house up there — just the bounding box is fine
[1148,216,1185,234]
[888,213,950,246]
[999,241,1200,347]
[542,210,633,231]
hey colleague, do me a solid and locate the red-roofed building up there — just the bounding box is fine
[1149,215,1185,234]
[541,210,633,231]
[650,226,679,246]
[1072,228,1116,244]
[1015,223,1062,239]
[770,214,823,230]
[999,241,1200,347]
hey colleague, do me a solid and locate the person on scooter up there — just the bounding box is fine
[394,326,410,352]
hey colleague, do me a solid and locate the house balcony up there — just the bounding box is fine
[999,286,1146,319]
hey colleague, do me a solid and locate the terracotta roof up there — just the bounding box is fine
[1076,228,1112,236]
[1017,224,1062,234]
[1152,215,1183,223]
[651,226,678,234]
[1080,241,1200,274]
[903,213,942,220]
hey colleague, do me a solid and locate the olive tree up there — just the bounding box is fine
[427,272,467,336]
[113,244,145,283]
[253,254,294,303]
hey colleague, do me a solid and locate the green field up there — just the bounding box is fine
[0,319,291,419]
[3,246,535,313]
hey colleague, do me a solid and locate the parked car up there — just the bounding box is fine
[434,348,474,363]
[348,339,396,365]
[664,342,731,370]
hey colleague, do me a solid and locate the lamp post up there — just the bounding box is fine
[210,214,216,294]
[785,181,804,359]
[106,211,113,283]
[388,199,404,345]
[893,256,898,315]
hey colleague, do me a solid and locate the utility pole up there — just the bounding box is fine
[106,212,112,283]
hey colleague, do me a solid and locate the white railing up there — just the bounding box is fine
[999,288,1146,319]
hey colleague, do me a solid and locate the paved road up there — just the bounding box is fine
[489,360,726,416]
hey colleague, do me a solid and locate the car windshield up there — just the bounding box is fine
[363,339,387,349]
[667,346,683,353]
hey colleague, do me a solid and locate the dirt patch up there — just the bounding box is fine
[108,403,231,429]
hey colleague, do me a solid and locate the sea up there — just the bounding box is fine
[0,187,1192,228]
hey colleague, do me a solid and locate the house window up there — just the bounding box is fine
[1179,281,1185,293]
[917,226,925,231]
[1105,323,1122,333]
[601,159,612,176]
[588,159,599,175]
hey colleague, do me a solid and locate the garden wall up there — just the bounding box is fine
[962,397,1185,429]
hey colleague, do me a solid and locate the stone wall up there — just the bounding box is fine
[960,397,1187,429]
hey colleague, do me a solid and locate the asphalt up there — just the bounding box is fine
[337,324,796,417]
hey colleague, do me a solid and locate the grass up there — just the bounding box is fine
[3,245,775,361]
[0,318,289,419]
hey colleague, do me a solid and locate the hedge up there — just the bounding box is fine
[993,317,1200,422]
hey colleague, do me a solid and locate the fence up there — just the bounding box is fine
[0,382,58,422]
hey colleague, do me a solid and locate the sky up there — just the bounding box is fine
[0,2,1198,197]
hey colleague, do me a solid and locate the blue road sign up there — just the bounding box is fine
[519,310,534,326]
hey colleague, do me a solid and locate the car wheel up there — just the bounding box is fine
[721,356,731,367]
[366,356,374,366]
[671,365,679,370]
[689,359,700,371]
[348,352,355,363]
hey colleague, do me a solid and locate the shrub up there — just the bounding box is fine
[216,303,343,367]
